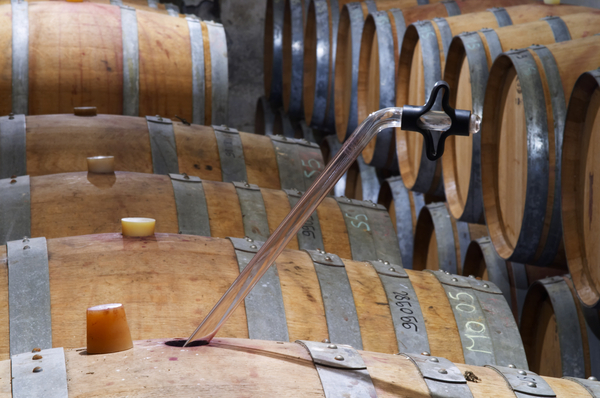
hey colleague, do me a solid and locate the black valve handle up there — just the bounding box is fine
[401,81,471,161]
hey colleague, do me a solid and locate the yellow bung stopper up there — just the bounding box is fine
[87,303,133,354]
[121,217,156,237]
[87,156,114,174]
[74,106,97,116]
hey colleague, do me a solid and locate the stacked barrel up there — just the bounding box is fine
[0,0,599,395]
[262,0,600,388]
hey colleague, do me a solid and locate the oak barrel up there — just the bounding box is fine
[442,12,600,224]
[481,35,600,267]
[0,171,406,267]
[521,275,600,378]
[413,202,487,275]
[2,338,596,397]
[396,3,588,195]
[0,232,526,368]
[264,0,285,107]
[0,0,180,14]
[562,68,600,308]
[0,112,324,193]
[0,1,226,124]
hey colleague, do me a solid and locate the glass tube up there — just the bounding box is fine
[185,108,480,345]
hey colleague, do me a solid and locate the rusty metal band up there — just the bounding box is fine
[324,0,340,131]
[287,0,306,120]
[370,260,430,354]
[464,237,512,307]
[187,17,206,125]
[146,116,179,175]
[356,155,380,203]
[233,181,270,242]
[213,125,248,183]
[336,196,402,264]
[451,32,488,223]
[404,353,474,398]
[205,21,228,125]
[486,365,555,398]
[466,276,528,369]
[0,114,27,179]
[297,340,376,397]
[266,0,284,106]
[285,189,325,251]
[305,250,362,349]
[169,174,211,236]
[503,49,549,263]
[411,20,443,194]
[229,237,289,342]
[442,0,461,16]
[480,28,503,61]
[365,11,396,169]
[487,7,512,27]
[542,16,571,43]
[12,347,68,398]
[12,0,29,115]
[432,18,452,59]
[529,45,566,266]
[0,175,31,245]
[536,276,586,377]
[270,135,323,191]
[340,2,367,140]
[428,270,496,366]
[383,176,415,268]
[8,237,52,356]
[564,377,600,397]
[308,0,330,128]
[121,6,139,116]
[420,203,458,273]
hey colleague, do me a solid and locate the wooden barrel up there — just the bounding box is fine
[3,338,596,397]
[0,2,226,125]
[281,0,307,120]
[254,96,277,135]
[521,275,600,378]
[443,12,600,224]
[0,112,324,194]
[377,175,428,268]
[481,35,600,267]
[0,0,181,14]
[413,202,487,275]
[0,171,406,266]
[562,69,600,309]
[396,3,587,195]
[0,232,526,368]
[264,0,285,107]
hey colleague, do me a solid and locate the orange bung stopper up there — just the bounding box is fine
[121,217,156,237]
[87,156,114,174]
[87,303,133,354]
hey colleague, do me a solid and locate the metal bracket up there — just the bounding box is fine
[232,181,260,191]
[11,347,68,398]
[169,174,210,236]
[305,249,362,349]
[8,237,52,356]
[296,340,377,398]
[212,125,248,183]
[485,365,556,397]
[227,237,288,342]
[404,353,474,398]
[0,114,27,179]
[370,260,430,354]
[146,116,179,175]
[0,175,31,245]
